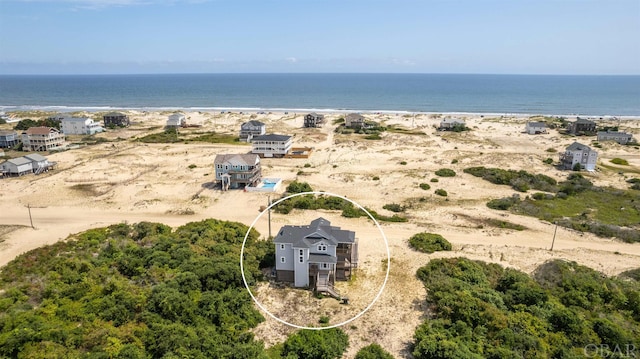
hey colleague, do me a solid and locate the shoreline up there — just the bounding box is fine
[2,106,640,120]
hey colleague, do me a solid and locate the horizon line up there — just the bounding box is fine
[1,72,640,76]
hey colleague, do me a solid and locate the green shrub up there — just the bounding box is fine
[319,316,330,324]
[188,164,197,169]
[400,161,407,165]
[383,203,405,212]
[435,168,456,177]
[546,148,557,153]
[419,183,431,190]
[372,176,380,181]
[408,232,452,253]
[543,158,553,164]
[355,344,394,359]
[610,158,629,165]
[430,178,439,183]
[282,328,349,359]
[304,163,311,168]
[451,159,459,164]
[487,196,519,210]
[286,181,313,194]
[435,189,447,197]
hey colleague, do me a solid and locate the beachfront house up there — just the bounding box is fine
[439,118,466,131]
[239,120,266,142]
[274,218,358,295]
[344,113,367,129]
[251,134,293,158]
[166,113,186,128]
[304,113,325,128]
[0,157,33,176]
[567,118,597,135]
[525,122,548,135]
[103,112,130,127]
[21,127,66,152]
[596,131,634,145]
[60,117,104,135]
[0,131,20,148]
[214,153,262,190]
[559,141,598,171]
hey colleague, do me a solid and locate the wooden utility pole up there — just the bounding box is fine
[27,204,34,229]
[268,195,272,238]
[550,222,558,251]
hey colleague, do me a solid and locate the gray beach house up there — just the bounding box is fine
[214,153,261,190]
[274,218,358,295]
[559,141,598,171]
[239,120,266,142]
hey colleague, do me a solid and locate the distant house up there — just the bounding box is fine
[251,134,293,158]
[23,153,54,175]
[166,113,186,128]
[239,120,266,142]
[0,157,33,176]
[0,131,20,148]
[22,127,66,152]
[597,131,634,145]
[345,113,367,129]
[214,154,261,190]
[60,117,104,135]
[274,217,358,295]
[304,113,325,128]
[525,122,548,135]
[559,141,598,171]
[103,112,130,127]
[439,118,466,131]
[567,118,596,135]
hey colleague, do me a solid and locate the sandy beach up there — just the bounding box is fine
[1,110,639,357]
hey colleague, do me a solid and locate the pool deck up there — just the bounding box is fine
[245,178,282,192]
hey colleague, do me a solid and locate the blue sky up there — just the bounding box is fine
[0,0,638,74]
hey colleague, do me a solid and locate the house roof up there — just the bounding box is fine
[6,157,32,166]
[214,154,260,166]
[308,254,337,264]
[23,153,48,162]
[61,117,91,123]
[168,113,185,120]
[241,120,265,128]
[252,134,292,142]
[527,122,547,127]
[597,131,632,137]
[566,141,592,152]
[574,118,596,124]
[0,130,17,136]
[346,113,365,121]
[26,127,60,135]
[104,112,126,117]
[274,217,356,247]
[307,112,324,118]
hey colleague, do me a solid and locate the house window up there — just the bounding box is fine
[299,256,303,263]
[280,244,285,250]
[322,263,328,269]
[280,257,285,263]
[299,249,303,255]
[317,244,327,251]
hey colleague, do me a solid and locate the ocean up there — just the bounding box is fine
[0,73,638,116]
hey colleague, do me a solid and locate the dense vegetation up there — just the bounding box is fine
[0,220,389,358]
[276,182,408,222]
[408,233,452,253]
[435,168,456,177]
[464,166,557,192]
[13,118,61,131]
[475,169,640,242]
[413,258,640,358]
[137,129,241,144]
[355,343,395,359]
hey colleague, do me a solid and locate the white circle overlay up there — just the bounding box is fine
[240,191,391,330]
